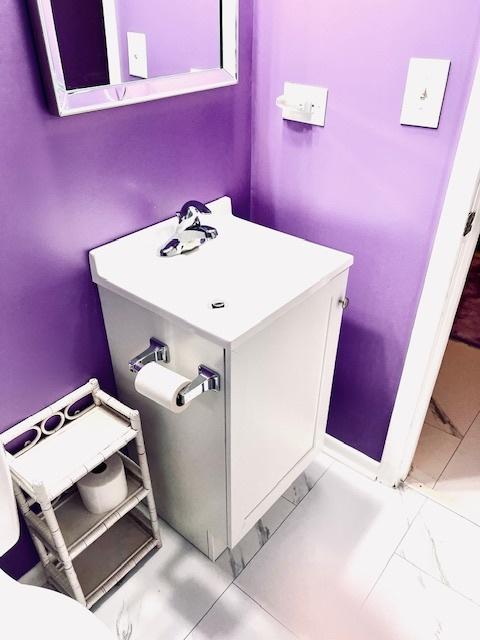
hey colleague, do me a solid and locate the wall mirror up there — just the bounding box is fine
[29,0,238,116]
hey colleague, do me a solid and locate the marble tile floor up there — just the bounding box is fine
[94,452,332,639]
[425,340,480,438]
[407,339,480,524]
[94,450,480,640]
[407,423,461,489]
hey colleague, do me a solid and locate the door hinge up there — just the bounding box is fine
[464,211,476,236]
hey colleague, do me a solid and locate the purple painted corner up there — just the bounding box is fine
[250,0,480,460]
[0,0,252,578]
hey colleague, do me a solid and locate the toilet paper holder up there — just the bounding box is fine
[177,365,221,406]
[128,338,220,406]
[129,338,170,373]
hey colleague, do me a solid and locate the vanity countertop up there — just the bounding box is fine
[89,197,353,348]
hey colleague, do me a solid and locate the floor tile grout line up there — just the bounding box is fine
[425,340,480,442]
[234,583,300,638]
[182,582,234,640]
[406,487,480,531]
[394,553,480,610]
[425,419,463,440]
[431,407,480,490]
[102,465,329,640]
[409,418,463,489]
[182,468,333,640]
[232,497,296,578]
[428,376,480,442]
[457,405,480,440]
[183,459,337,638]
[361,486,426,606]
[233,461,338,584]
[431,441,464,490]
[426,396,463,438]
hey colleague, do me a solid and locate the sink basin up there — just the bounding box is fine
[90,197,352,348]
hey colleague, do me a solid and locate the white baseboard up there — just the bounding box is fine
[19,562,46,587]
[324,434,379,480]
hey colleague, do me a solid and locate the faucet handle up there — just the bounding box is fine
[160,200,217,257]
[177,200,211,223]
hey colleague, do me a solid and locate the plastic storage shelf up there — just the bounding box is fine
[1,378,162,608]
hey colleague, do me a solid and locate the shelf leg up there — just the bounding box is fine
[131,411,162,548]
[35,483,86,606]
[13,482,51,577]
[90,378,102,406]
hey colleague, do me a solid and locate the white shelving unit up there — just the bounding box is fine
[1,378,161,608]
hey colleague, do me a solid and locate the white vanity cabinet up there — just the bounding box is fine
[90,197,352,559]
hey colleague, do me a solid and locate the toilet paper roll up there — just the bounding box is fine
[77,454,128,515]
[134,362,191,414]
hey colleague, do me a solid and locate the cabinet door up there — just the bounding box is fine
[228,271,348,546]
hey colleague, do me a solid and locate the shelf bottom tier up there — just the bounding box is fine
[47,509,160,608]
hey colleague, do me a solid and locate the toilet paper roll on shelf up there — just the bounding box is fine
[134,362,191,414]
[77,453,128,515]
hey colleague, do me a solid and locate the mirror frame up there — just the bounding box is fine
[29,0,238,116]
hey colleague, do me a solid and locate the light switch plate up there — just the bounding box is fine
[400,58,450,128]
[127,32,148,79]
[277,82,328,127]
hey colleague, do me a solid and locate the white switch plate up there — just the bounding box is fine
[277,82,328,127]
[400,58,450,128]
[127,32,148,79]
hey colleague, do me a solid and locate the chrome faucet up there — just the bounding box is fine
[159,200,218,257]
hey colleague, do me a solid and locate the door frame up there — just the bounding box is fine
[378,57,480,487]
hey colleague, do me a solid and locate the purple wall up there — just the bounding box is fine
[0,0,252,579]
[2,0,479,581]
[250,0,480,461]
[116,0,221,81]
